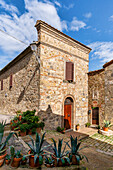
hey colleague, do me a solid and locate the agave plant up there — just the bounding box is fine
[51,138,70,165]
[0,121,17,156]
[25,132,49,165]
[66,136,88,164]
[104,120,112,127]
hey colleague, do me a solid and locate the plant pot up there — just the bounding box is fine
[19,131,26,136]
[36,127,41,134]
[71,155,79,165]
[45,164,54,168]
[64,158,70,166]
[52,156,64,167]
[103,127,108,131]
[28,129,32,135]
[5,159,11,165]
[61,130,65,134]
[21,158,27,165]
[28,151,41,168]
[76,125,80,131]
[0,153,7,167]
[11,157,22,167]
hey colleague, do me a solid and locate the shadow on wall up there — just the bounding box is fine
[17,64,40,104]
[38,105,64,130]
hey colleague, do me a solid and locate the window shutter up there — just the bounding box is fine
[66,62,74,81]
[10,74,13,88]
[1,80,3,90]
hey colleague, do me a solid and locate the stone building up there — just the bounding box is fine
[0,20,91,130]
[88,60,113,126]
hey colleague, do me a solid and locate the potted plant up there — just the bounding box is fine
[36,122,45,133]
[21,156,27,165]
[56,127,65,134]
[18,113,22,121]
[85,122,91,128]
[51,138,70,167]
[31,128,36,134]
[97,125,100,133]
[5,154,11,165]
[66,136,88,165]
[13,116,18,123]
[103,120,112,131]
[0,121,16,167]
[24,132,49,168]
[19,124,28,136]
[10,146,22,168]
[45,156,54,167]
[76,124,80,131]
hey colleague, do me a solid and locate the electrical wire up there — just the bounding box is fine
[0,28,28,45]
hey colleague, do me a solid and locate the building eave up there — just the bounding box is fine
[103,59,113,68]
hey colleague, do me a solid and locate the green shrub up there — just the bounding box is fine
[23,110,36,117]
[19,124,29,132]
[85,122,91,127]
[32,128,36,134]
[57,126,64,132]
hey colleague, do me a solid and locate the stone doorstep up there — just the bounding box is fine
[99,129,113,136]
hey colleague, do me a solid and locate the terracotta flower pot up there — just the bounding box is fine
[19,131,26,137]
[21,158,27,165]
[5,159,11,165]
[0,153,7,167]
[28,129,32,135]
[52,156,64,167]
[72,155,79,165]
[45,164,54,168]
[36,127,41,134]
[28,151,41,168]
[11,157,22,167]
[76,125,80,131]
[103,127,108,131]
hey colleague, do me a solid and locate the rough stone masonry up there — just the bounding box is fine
[0,20,91,130]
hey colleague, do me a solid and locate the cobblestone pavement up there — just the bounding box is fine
[1,129,113,170]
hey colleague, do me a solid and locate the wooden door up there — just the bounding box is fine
[92,107,99,125]
[64,104,71,129]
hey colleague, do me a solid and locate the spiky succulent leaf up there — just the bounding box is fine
[39,132,46,151]
[29,135,34,150]
[39,155,43,165]
[58,139,63,157]
[61,158,65,165]
[34,154,38,164]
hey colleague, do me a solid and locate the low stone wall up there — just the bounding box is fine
[0,113,14,124]
[38,105,63,130]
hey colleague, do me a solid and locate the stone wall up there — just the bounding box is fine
[0,49,40,115]
[88,70,105,126]
[104,63,113,123]
[35,21,91,129]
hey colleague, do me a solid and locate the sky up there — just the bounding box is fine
[0,0,113,71]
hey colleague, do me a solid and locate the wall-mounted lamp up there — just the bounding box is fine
[30,42,40,64]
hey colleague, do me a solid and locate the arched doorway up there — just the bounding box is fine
[64,97,73,129]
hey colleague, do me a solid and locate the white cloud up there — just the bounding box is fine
[64,3,74,10]
[54,1,61,7]
[0,0,69,69]
[84,12,92,19]
[70,17,86,31]
[0,0,19,14]
[88,41,113,63]
[109,15,113,21]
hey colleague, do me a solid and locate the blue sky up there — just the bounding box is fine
[0,0,113,71]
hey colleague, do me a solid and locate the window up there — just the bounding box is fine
[66,62,74,82]
[9,74,13,89]
[1,80,3,90]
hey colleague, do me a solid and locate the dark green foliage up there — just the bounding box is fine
[45,156,54,165]
[19,124,29,132]
[85,122,91,127]
[23,110,36,117]
[6,154,11,160]
[10,146,22,164]
[25,132,48,164]
[0,120,17,156]
[32,128,36,134]
[56,126,64,132]
[51,138,70,165]
[66,136,88,164]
